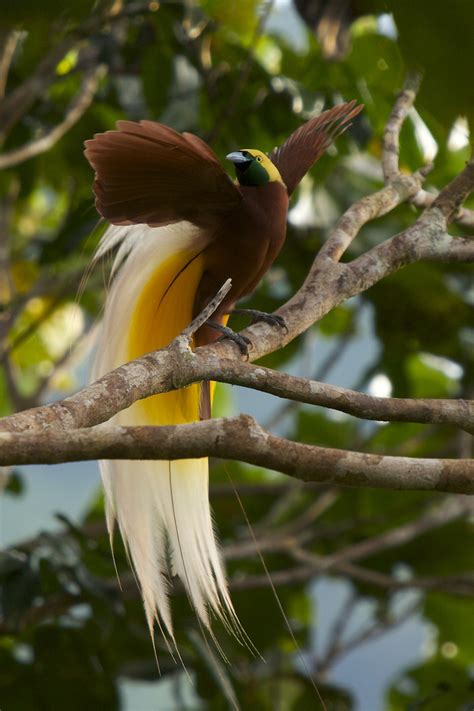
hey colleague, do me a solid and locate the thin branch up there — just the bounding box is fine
[382,71,474,227]
[0,415,472,494]
[18,321,97,411]
[293,496,473,571]
[409,191,474,230]
[202,361,474,434]
[315,171,426,263]
[431,161,474,222]
[0,30,20,100]
[227,565,474,597]
[0,37,78,137]
[264,333,352,430]
[320,590,358,667]
[0,65,106,169]
[317,598,421,673]
[0,2,157,138]
[330,564,474,597]
[382,71,423,183]
[0,266,99,360]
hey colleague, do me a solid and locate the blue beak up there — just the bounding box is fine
[226,151,250,164]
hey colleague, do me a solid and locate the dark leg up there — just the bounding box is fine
[206,319,252,355]
[229,308,287,332]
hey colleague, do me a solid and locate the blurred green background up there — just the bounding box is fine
[0,1,473,709]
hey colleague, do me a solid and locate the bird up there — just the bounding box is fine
[84,99,363,648]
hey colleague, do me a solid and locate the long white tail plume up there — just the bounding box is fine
[92,222,237,643]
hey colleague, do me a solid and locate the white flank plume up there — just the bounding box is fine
[92,222,238,643]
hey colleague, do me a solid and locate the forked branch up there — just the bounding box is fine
[0,74,472,492]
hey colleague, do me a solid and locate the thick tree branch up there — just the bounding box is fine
[1,349,472,434]
[0,72,472,494]
[0,415,472,494]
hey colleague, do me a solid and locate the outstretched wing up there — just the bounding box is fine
[84,120,242,227]
[269,100,363,196]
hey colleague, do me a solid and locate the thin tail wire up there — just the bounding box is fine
[167,462,239,702]
[224,464,328,711]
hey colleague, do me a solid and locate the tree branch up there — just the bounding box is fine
[314,173,426,263]
[0,72,472,493]
[0,65,106,169]
[0,2,157,138]
[0,415,472,494]
[0,30,20,100]
[431,160,474,222]
[293,496,473,570]
[382,71,423,183]
[1,346,472,434]
[382,71,474,228]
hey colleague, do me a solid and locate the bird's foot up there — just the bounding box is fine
[230,308,288,332]
[206,319,252,356]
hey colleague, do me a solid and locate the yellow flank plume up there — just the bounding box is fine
[128,248,205,424]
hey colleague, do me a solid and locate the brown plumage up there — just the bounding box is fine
[85,99,362,339]
[84,100,363,646]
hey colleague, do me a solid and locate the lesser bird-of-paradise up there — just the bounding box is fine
[84,99,363,647]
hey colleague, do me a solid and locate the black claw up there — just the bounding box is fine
[206,319,252,356]
[231,308,288,332]
[227,333,251,356]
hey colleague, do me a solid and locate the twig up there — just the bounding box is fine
[227,565,474,597]
[181,278,232,338]
[330,563,474,597]
[318,598,421,673]
[319,590,358,667]
[273,488,340,536]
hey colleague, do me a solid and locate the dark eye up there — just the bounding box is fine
[256,156,262,162]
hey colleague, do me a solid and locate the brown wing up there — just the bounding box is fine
[84,120,242,227]
[269,100,363,196]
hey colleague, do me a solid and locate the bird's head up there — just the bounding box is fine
[226,149,283,187]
